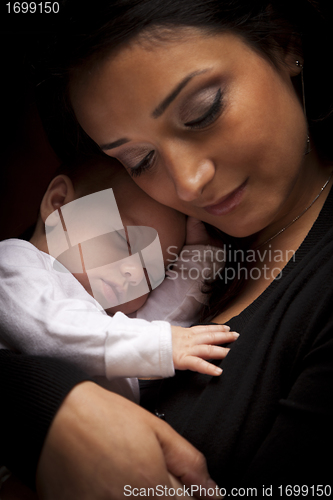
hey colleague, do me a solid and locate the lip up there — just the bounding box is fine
[102,279,127,306]
[203,179,248,216]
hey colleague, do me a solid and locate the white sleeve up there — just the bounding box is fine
[0,240,174,379]
[136,244,225,327]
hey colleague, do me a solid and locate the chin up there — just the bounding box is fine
[105,293,150,315]
[210,211,272,239]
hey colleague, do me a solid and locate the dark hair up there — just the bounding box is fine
[36,0,333,317]
[53,153,125,195]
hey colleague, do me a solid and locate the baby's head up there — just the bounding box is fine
[31,155,186,314]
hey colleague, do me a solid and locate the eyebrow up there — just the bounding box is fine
[100,138,131,151]
[100,68,210,151]
[151,69,210,118]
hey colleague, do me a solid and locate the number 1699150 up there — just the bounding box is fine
[6,2,60,13]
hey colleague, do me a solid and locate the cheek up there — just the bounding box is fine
[224,96,301,170]
[158,214,187,260]
[131,174,185,217]
[106,293,150,315]
[72,272,93,295]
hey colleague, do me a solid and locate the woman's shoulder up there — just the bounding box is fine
[290,183,333,275]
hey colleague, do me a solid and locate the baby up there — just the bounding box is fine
[0,155,238,403]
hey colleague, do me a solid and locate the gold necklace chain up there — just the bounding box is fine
[255,171,333,249]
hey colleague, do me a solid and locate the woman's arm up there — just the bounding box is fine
[0,350,219,498]
[37,381,216,499]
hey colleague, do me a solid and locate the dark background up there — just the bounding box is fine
[1,3,63,240]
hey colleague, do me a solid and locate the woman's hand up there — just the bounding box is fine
[36,381,220,499]
[171,324,239,376]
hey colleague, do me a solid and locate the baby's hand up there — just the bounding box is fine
[185,216,224,248]
[171,324,239,376]
[185,217,211,246]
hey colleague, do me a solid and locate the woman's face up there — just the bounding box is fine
[70,30,308,238]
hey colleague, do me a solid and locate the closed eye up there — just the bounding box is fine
[128,150,155,178]
[184,88,223,129]
[122,88,223,177]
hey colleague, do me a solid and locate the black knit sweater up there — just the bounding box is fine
[0,351,90,489]
[143,186,333,491]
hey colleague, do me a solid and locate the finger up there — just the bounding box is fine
[180,356,223,376]
[154,419,222,499]
[188,330,239,346]
[190,345,230,360]
[168,474,196,498]
[189,325,231,333]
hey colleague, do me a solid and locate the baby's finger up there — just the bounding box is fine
[189,324,231,334]
[181,356,223,376]
[190,344,230,360]
[189,330,239,346]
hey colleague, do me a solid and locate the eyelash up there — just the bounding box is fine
[128,150,156,178]
[127,88,223,177]
[184,88,223,129]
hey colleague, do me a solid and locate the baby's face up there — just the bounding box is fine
[72,169,186,314]
[112,169,186,263]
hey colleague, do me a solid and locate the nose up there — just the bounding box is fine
[166,146,215,202]
[119,259,144,286]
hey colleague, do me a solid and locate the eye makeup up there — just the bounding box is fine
[128,150,156,178]
[117,148,156,177]
[116,81,225,177]
[183,88,223,129]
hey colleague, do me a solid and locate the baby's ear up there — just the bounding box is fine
[40,175,76,224]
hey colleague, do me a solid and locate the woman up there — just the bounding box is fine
[38,0,333,490]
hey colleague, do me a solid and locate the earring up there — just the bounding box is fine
[296,60,311,155]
